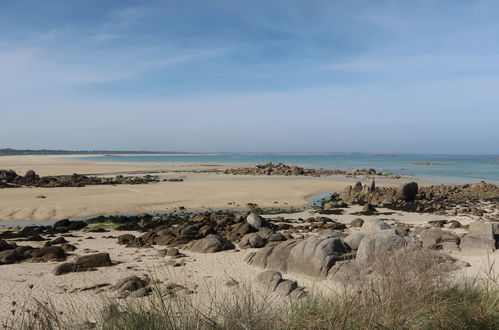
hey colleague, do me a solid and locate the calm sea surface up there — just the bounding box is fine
[78,154,499,183]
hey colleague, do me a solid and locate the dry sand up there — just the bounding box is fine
[1,209,497,323]
[0,155,400,222]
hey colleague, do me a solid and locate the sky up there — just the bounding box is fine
[1,0,498,154]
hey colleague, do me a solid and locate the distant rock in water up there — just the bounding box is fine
[411,161,454,166]
[223,162,400,178]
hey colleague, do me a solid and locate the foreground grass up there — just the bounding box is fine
[8,249,499,330]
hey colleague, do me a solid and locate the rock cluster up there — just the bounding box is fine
[340,180,499,215]
[245,216,483,279]
[0,240,68,264]
[0,219,87,242]
[0,169,160,188]
[223,162,400,178]
[255,270,307,297]
[116,212,289,253]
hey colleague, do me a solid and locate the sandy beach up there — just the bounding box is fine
[2,207,497,323]
[0,155,497,327]
[0,155,402,222]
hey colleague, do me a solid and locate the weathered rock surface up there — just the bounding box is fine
[239,233,265,249]
[54,253,112,275]
[255,270,306,297]
[246,235,350,278]
[112,276,151,298]
[356,233,406,265]
[460,221,497,252]
[186,234,235,253]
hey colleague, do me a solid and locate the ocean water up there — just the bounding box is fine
[78,153,499,183]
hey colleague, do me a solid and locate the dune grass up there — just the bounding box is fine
[8,248,499,330]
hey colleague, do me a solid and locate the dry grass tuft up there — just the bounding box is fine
[8,248,499,330]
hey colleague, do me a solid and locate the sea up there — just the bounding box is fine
[78,153,499,184]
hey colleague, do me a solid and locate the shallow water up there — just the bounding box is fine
[79,153,499,183]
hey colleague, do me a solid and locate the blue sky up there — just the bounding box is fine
[1,0,498,153]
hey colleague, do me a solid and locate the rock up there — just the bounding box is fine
[344,229,402,250]
[247,236,350,278]
[112,276,150,298]
[54,253,112,275]
[395,182,419,201]
[255,270,302,297]
[44,237,68,246]
[356,233,406,265]
[361,203,377,214]
[60,243,77,252]
[255,270,283,292]
[350,218,364,227]
[239,233,265,249]
[419,228,460,250]
[275,280,298,296]
[53,219,70,229]
[0,250,22,264]
[0,239,17,251]
[247,213,264,229]
[268,232,286,242]
[186,234,235,253]
[460,221,497,252]
[361,219,390,231]
[117,234,136,245]
[31,246,66,262]
[226,223,255,242]
[165,259,185,267]
[165,247,180,256]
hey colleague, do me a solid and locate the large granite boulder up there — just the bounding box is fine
[186,234,235,253]
[356,233,406,265]
[246,235,350,278]
[344,228,402,250]
[460,221,497,253]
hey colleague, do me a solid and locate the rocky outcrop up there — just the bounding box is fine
[223,162,399,178]
[246,235,351,278]
[0,169,160,188]
[340,180,499,215]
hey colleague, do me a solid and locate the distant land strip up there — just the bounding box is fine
[0,148,188,156]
